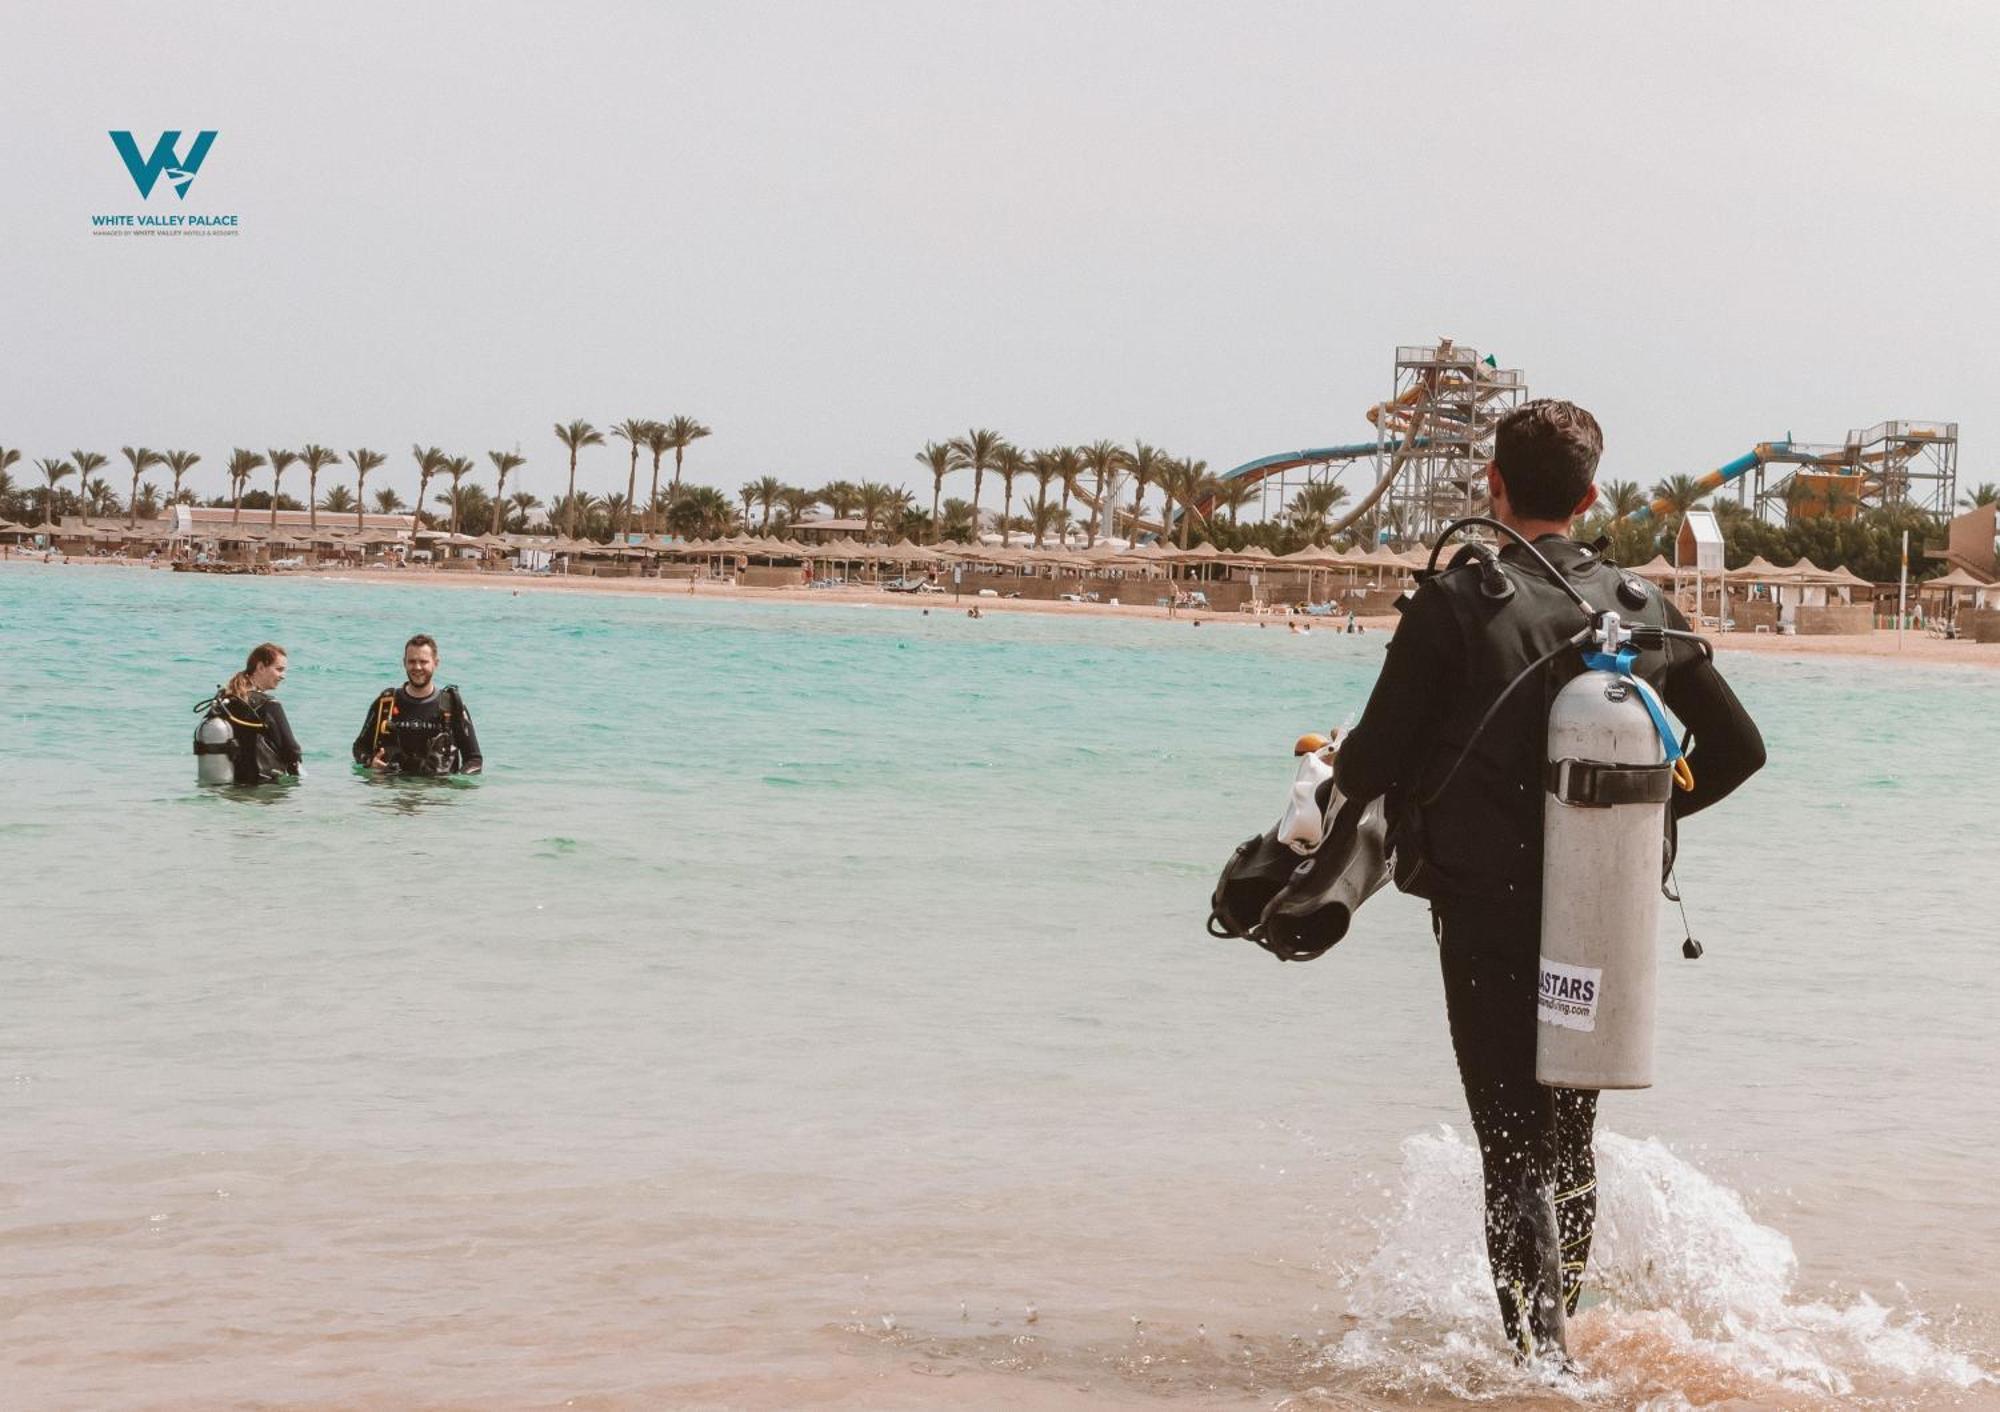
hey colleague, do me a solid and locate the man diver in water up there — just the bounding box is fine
[352,633,484,776]
[1334,400,1766,1364]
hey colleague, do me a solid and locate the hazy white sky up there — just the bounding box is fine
[4,0,1994,508]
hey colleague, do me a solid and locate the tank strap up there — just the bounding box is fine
[1547,758,1674,807]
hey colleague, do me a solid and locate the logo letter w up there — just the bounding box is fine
[109,130,217,199]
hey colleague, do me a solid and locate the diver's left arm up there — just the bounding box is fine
[1660,640,1765,819]
[263,699,305,776]
[454,696,483,775]
[1334,586,1455,804]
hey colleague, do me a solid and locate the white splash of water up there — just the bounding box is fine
[1320,1126,1993,1405]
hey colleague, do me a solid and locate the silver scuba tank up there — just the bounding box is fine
[1536,613,1676,1091]
[194,706,236,785]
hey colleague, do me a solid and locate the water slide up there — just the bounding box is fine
[1619,440,1901,524]
[1620,449,1766,525]
[1071,443,1385,540]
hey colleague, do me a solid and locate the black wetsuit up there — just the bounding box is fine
[218,690,303,785]
[1336,535,1765,1356]
[351,684,483,775]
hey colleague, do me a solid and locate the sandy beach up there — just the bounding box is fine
[135,559,2000,671]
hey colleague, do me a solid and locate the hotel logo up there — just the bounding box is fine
[109,130,217,199]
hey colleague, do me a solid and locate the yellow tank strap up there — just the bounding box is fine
[220,702,265,730]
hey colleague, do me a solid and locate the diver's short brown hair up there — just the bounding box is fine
[1493,399,1603,521]
[404,633,439,658]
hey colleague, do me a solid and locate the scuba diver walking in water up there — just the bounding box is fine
[195,643,304,785]
[1334,401,1766,1364]
[352,634,483,776]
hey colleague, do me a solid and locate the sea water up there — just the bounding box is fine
[1,562,1993,1409]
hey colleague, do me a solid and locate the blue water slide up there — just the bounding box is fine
[1622,447,1768,525]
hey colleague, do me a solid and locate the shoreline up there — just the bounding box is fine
[10,556,1998,669]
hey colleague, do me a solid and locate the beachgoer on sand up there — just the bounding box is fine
[352,633,483,776]
[194,642,304,786]
[1334,400,1767,1366]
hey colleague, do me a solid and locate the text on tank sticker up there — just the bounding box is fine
[1537,958,1602,1033]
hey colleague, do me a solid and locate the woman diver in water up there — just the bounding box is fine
[196,643,305,785]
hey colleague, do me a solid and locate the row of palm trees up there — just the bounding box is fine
[908,432,1232,548]
[552,416,711,539]
[0,414,711,541]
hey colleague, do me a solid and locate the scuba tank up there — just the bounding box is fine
[1536,610,1689,1091]
[193,695,237,784]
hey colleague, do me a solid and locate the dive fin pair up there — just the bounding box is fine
[1208,747,1392,962]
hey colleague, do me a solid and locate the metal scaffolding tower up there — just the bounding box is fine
[1751,420,1959,522]
[1375,341,1528,543]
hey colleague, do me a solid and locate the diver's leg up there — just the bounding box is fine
[1551,1085,1599,1315]
[1434,897,1568,1360]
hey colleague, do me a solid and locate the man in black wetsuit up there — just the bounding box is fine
[351,633,483,776]
[1334,400,1765,1363]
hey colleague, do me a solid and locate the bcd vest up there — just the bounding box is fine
[1392,537,1676,901]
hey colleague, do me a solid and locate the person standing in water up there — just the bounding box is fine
[352,634,483,776]
[1334,400,1765,1364]
[211,642,304,784]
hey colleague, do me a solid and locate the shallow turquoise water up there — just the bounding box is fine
[2,563,1994,1408]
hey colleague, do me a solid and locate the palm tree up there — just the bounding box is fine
[990,443,1030,547]
[777,486,820,533]
[938,496,976,542]
[505,490,541,534]
[346,448,385,531]
[410,445,447,528]
[553,420,603,538]
[643,422,672,533]
[1601,478,1645,520]
[737,483,757,528]
[1051,445,1084,544]
[225,448,265,525]
[36,457,73,523]
[1026,450,1062,547]
[487,450,525,535]
[856,480,911,541]
[1958,482,1999,509]
[264,448,298,527]
[1028,499,1067,548]
[819,480,862,519]
[1288,480,1351,546]
[0,448,18,505]
[164,450,201,508]
[607,418,653,539]
[660,415,711,497]
[916,441,954,544]
[437,455,474,534]
[319,484,357,515]
[1216,475,1261,527]
[1078,439,1132,549]
[1159,456,1215,549]
[297,445,339,532]
[372,486,407,514]
[1126,440,1166,543]
[1650,473,1705,518]
[69,450,108,522]
[83,477,119,517]
[667,485,733,539]
[119,446,164,527]
[946,428,1007,546]
[750,474,784,532]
